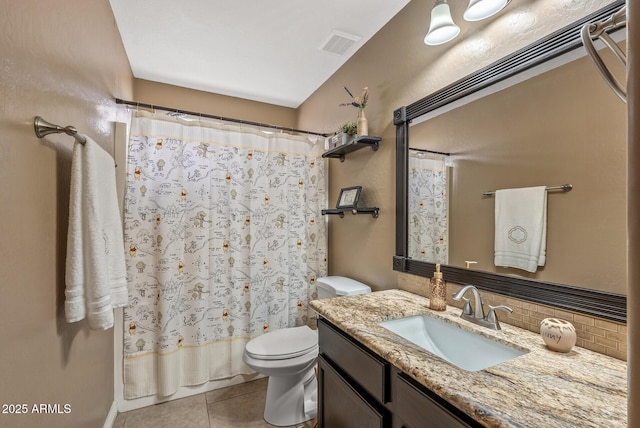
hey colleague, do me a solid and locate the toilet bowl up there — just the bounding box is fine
[242,276,371,426]
[243,326,319,426]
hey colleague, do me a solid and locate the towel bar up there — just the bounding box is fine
[483,184,572,197]
[581,6,626,102]
[34,116,87,145]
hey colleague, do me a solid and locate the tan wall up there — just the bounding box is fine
[628,2,640,425]
[133,79,298,129]
[410,53,627,294]
[0,1,133,427]
[296,0,614,291]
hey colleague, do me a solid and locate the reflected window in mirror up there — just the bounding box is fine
[408,149,449,264]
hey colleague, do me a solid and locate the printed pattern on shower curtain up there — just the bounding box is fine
[122,111,327,399]
[407,153,448,264]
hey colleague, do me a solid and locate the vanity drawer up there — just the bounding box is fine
[394,372,478,428]
[318,355,387,428]
[318,318,389,403]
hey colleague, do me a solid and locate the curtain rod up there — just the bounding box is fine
[409,147,450,156]
[115,98,329,137]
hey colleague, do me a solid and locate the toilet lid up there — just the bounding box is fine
[245,326,318,360]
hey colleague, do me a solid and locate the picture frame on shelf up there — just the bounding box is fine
[336,186,362,209]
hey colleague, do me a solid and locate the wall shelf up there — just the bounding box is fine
[322,136,381,162]
[322,207,379,218]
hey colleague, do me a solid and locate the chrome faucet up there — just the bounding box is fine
[452,285,485,320]
[452,285,512,330]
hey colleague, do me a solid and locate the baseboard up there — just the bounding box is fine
[103,401,118,428]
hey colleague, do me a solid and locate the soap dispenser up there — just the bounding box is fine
[429,264,447,311]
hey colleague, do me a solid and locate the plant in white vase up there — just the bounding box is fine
[340,86,369,136]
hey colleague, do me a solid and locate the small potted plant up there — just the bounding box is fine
[340,86,369,136]
[339,122,357,145]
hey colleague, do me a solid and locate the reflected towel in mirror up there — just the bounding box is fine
[494,186,547,273]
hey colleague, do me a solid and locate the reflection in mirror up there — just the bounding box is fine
[407,149,449,264]
[394,1,627,321]
[407,44,626,294]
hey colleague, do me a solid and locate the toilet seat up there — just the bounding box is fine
[245,326,318,360]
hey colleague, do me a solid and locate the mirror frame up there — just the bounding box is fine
[393,0,626,323]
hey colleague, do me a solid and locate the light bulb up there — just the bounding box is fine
[464,0,509,21]
[424,0,460,46]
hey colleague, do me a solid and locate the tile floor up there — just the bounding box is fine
[113,378,316,428]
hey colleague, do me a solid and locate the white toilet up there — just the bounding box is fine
[242,276,371,426]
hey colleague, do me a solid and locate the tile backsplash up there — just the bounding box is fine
[398,272,627,361]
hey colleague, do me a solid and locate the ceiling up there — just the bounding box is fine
[109,0,411,108]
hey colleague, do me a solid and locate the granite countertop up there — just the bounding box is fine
[309,289,627,428]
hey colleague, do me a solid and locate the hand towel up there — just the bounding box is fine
[494,186,547,273]
[65,136,128,330]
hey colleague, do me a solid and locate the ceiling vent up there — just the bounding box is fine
[320,30,361,56]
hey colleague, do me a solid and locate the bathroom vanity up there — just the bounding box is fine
[318,317,479,427]
[310,290,627,428]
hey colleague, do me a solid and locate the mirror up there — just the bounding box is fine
[394,2,627,322]
[409,49,626,289]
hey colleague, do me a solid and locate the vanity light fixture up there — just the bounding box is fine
[463,0,509,21]
[425,0,510,46]
[424,0,461,46]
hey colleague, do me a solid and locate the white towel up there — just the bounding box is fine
[494,186,547,273]
[65,136,128,330]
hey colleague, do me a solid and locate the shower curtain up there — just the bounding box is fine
[407,151,448,264]
[122,111,327,399]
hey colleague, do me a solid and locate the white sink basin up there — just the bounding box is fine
[379,315,528,371]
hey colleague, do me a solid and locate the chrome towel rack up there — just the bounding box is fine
[483,184,573,197]
[34,116,87,145]
[581,5,627,102]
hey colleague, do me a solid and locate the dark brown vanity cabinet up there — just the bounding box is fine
[317,317,389,427]
[317,318,481,428]
[317,357,387,428]
[392,372,477,428]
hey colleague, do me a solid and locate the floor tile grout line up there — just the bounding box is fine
[206,387,266,405]
[204,391,213,428]
[205,379,268,405]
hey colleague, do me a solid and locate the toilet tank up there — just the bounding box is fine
[316,276,371,299]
